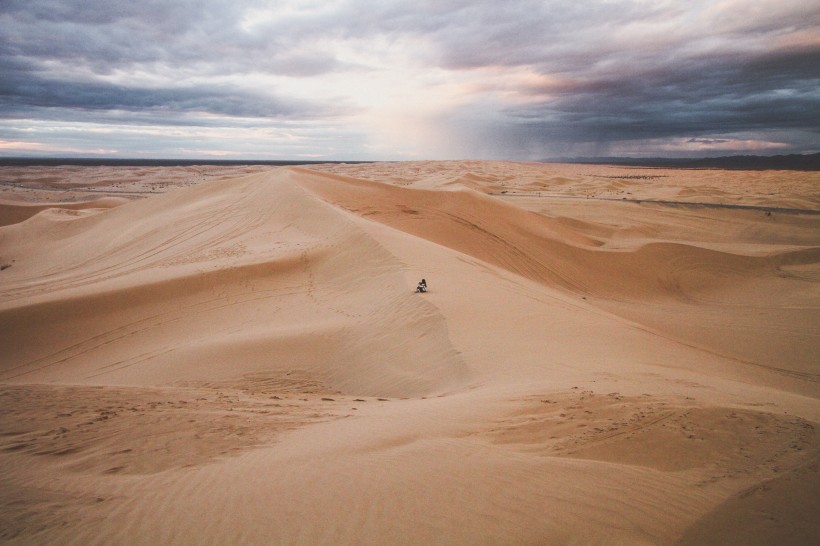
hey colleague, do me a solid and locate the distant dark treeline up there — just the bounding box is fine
[3,154,818,170]
[546,153,820,171]
[0,158,373,167]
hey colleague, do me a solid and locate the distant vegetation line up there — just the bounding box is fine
[0,158,374,167]
[2,153,818,170]
[545,153,820,171]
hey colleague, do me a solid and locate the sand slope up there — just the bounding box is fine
[0,170,465,396]
[1,162,818,544]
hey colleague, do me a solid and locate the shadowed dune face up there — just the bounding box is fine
[0,162,818,545]
[297,167,815,302]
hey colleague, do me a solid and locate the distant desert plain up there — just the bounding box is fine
[0,160,818,545]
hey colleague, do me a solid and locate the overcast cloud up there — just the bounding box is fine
[1,0,817,159]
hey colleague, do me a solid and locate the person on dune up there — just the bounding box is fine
[416,278,427,293]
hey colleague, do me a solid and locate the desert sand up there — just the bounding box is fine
[0,160,818,545]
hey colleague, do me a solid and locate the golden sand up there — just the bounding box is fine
[1,161,818,544]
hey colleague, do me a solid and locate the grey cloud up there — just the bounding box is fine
[0,73,346,123]
[1,0,818,158]
[689,138,728,144]
[1,0,234,30]
[1,0,341,77]
[0,0,356,123]
[490,39,820,151]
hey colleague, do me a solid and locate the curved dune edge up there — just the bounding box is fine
[0,197,129,227]
[296,167,817,302]
[0,164,818,545]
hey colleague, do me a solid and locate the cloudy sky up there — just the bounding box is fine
[1,0,818,160]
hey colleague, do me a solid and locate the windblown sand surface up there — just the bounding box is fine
[1,161,818,544]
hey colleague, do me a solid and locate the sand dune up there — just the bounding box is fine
[1,162,818,544]
[0,170,465,397]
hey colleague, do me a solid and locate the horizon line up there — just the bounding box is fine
[0,152,818,170]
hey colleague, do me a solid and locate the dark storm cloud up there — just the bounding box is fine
[408,0,820,154]
[0,72,337,122]
[0,0,349,124]
[1,0,348,75]
[503,42,820,135]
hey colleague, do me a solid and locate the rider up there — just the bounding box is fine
[417,278,427,292]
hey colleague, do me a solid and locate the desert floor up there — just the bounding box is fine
[1,161,818,545]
